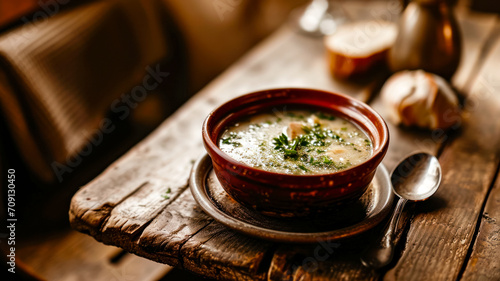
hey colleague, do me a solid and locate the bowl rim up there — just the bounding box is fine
[202,87,389,179]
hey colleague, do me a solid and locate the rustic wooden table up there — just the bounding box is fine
[69,2,500,280]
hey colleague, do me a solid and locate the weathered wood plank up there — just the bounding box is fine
[461,168,500,281]
[459,36,500,281]
[136,187,272,281]
[179,218,272,281]
[383,24,500,281]
[135,190,214,267]
[268,238,379,281]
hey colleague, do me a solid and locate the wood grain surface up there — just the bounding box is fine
[70,2,500,280]
[456,35,500,281]
[461,173,500,281]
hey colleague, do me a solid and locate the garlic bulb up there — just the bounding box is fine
[381,70,460,130]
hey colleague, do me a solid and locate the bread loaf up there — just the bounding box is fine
[324,21,397,79]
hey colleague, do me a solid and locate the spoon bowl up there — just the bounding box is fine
[391,152,441,201]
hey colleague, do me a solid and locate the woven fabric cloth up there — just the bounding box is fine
[0,0,168,182]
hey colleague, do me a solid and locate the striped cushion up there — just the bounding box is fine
[0,0,168,182]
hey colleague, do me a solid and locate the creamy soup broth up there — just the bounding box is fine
[219,109,372,175]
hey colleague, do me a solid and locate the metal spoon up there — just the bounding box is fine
[360,152,442,269]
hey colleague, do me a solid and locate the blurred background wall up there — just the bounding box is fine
[0,0,308,93]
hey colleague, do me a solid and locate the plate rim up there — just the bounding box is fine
[189,153,394,243]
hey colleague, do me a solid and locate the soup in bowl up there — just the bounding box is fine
[202,88,389,217]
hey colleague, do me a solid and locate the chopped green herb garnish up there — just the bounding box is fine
[341,127,347,131]
[323,156,333,165]
[284,149,298,157]
[222,139,241,147]
[331,134,344,142]
[301,124,335,146]
[300,154,310,162]
[162,188,171,199]
[302,126,311,134]
[294,135,309,148]
[273,134,309,159]
[317,112,335,120]
[273,133,289,149]
[298,165,309,172]
[221,132,242,147]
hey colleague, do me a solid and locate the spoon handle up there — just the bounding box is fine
[361,197,407,269]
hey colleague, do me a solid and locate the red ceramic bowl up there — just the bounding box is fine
[202,88,389,217]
